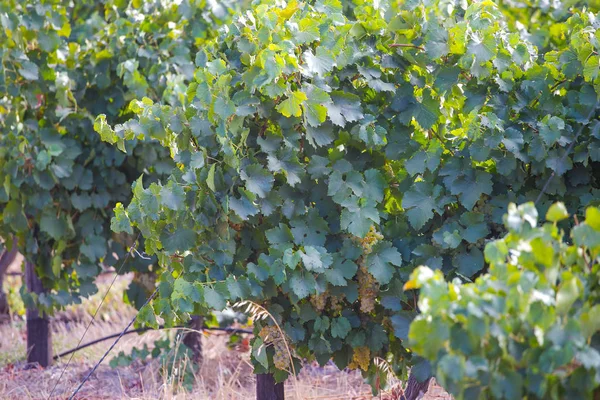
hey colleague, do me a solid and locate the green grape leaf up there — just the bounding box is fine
[546,202,569,222]
[161,228,197,253]
[230,189,259,220]
[18,60,39,80]
[402,182,439,230]
[306,124,334,148]
[241,164,275,198]
[467,35,496,64]
[325,258,357,286]
[80,235,107,261]
[303,48,335,76]
[366,242,402,284]
[300,246,332,272]
[454,248,484,276]
[327,92,364,127]
[204,286,227,311]
[303,87,331,127]
[40,211,69,240]
[331,317,351,339]
[111,205,133,235]
[290,272,313,299]
[556,277,580,316]
[160,181,186,211]
[137,304,159,329]
[340,201,380,237]
[397,89,441,130]
[390,314,411,340]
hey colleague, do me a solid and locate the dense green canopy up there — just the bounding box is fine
[0,0,234,311]
[91,0,600,392]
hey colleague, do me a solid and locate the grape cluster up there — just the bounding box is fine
[329,295,344,313]
[134,271,156,294]
[358,226,384,255]
[311,292,345,314]
[357,266,378,313]
[473,197,492,215]
[348,346,371,371]
[383,163,395,180]
[228,221,244,231]
[258,325,290,371]
[310,292,328,311]
[349,226,382,313]
[273,340,289,370]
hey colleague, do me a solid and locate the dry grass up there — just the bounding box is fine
[0,327,383,400]
[0,264,451,400]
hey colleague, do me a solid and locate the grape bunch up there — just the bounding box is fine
[348,346,371,371]
[355,226,383,313]
[473,196,492,215]
[272,340,289,370]
[310,292,328,312]
[357,265,378,313]
[359,226,384,255]
[258,325,290,371]
[228,221,244,231]
[329,295,344,313]
[383,163,395,180]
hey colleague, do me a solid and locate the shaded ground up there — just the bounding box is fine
[0,330,407,399]
[0,264,451,399]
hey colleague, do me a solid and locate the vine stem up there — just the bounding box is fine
[430,130,455,156]
[390,43,425,51]
[530,78,568,109]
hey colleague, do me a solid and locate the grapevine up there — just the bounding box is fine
[96,0,600,392]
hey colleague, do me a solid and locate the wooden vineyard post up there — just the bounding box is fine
[256,373,284,400]
[401,373,431,400]
[25,260,52,367]
[0,237,18,316]
[183,315,203,364]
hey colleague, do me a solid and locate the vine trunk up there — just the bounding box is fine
[0,237,17,316]
[256,373,284,400]
[25,260,52,367]
[182,315,204,364]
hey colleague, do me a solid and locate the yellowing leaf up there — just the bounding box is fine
[276,0,299,22]
[546,202,568,222]
[403,280,418,290]
[556,277,581,315]
[276,91,307,117]
[583,55,599,82]
[58,22,71,37]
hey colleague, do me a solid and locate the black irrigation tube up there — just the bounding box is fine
[53,325,253,361]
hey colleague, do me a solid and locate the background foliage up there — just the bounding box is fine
[0,0,235,312]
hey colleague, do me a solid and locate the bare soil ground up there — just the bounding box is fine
[0,264,451,400]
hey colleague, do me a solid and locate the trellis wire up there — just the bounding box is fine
[66,287,159,400]
[53,325,252,361]
[47,233,140,399]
